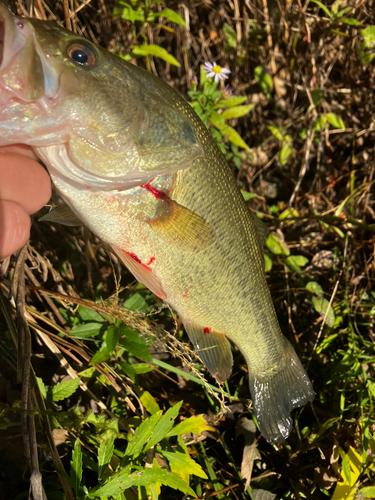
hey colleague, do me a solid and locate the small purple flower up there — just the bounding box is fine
[203,61,231,83]
[192,75,198,86]
[222,85,233,99]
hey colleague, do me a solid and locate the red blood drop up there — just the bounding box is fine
[141,183,170,201]
[203,327,212,334]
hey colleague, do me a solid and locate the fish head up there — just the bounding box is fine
[0,4,202,191]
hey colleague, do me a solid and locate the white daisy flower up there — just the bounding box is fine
[203,62,231,83]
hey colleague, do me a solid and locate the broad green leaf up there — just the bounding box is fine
[222,124,250,150]
[52,378,80,402]
[88,467,196,497]
[125,411,162,457]
[311,88,324,107]
[312,296,336,327]
[268,125,285,141]
[285,255,309,274]
[37,377,47,399]
[368,381,375,399]
[143,401,183,451]
[358,26,375,63]
[146,459,162,498]
[341,17,360,25]
[90,346,110,365]
[77,306,105,323]
[222,22,237,49]
[123,292,149,312]
[313,114,326,131]
[161,450,208,482]
[167,414,213,437]
[316,332,340,354]
[105,326,119,354]
[218,95,247,108]
[326,113,345,129]
[264,253,273,272]
[310,0,332,18]
[158,8,186,26]
[139,390,161,415]
[119,326,152,361]
[242,191,257,201]
[265,232,290,256]
[78,367,96,378]
[342,453,351,483]
[358,487,375,498]
[334,6,352,18]
[132,44,181,67]
[70,438,82,496]
[121,361,153,382]
[209,113,225,130]
[252,490,277,500]
[98,432,116,479]
[279,207,298,221]
[279,143,292,166]
[306,281,324,297]
[132,363,154,374]
[210,115,250,149]
[70,322,103,339]
[119,6,144,22]
[221,104,254,120]
[332,447,362,500]
[254,66,273,98]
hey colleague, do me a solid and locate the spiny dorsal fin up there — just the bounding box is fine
[39,204,82,227]
[148,199,216,253]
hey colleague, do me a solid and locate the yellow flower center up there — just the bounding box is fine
[213,65,222,74]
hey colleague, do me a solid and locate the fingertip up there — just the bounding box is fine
[27,161,52,212]
[0,201,31,260]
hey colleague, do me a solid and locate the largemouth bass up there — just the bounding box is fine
[0,4,314,444]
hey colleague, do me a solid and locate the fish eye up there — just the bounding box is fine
[67,43,96,67]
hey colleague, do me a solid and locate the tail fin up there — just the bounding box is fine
[248,348,314,445]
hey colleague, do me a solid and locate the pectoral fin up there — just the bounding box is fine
[39,204,82,227]
[183,320,233,383]
[148,199,215,253]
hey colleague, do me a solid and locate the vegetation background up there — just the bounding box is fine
[0,0,374,499]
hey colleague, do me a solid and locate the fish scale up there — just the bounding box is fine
[0,2,314,444]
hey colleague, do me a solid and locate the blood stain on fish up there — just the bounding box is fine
[146,256,156,266]
[203,327,212,334]
[141,182,170,201]
[124,251,152,271]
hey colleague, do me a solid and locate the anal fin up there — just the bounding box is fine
[148,199,215,253]
[184,320,233,383]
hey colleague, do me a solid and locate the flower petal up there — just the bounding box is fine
[206,71,215,79]
[221,68,231,74]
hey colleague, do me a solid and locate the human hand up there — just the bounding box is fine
[0,145,51,260]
